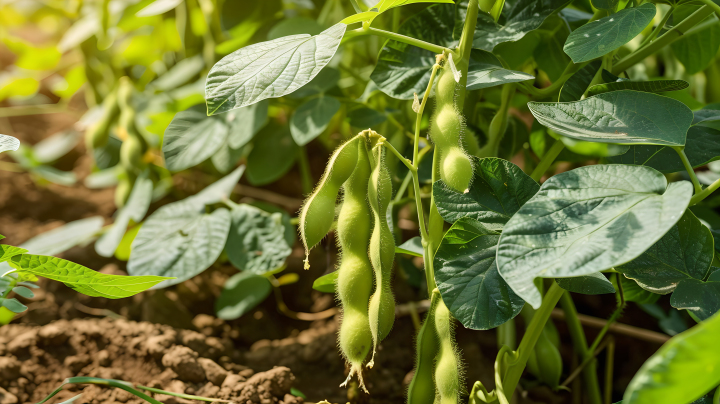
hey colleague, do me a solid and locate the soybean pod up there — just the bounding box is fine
[299,135,362,268]
[337,137,374,392]
[434,295,464,404]
[407,290,441,404]
[85,87,119,151]
[366,138,396,368]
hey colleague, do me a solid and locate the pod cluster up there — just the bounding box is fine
[298,130,396,392]
[408,289,464,404]
[429,61,474,193]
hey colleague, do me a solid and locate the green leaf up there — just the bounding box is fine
[150,55,205,92]
[618,210,714,294]
[20,217,104,256]
[396,237,423,257]
[225,205,292,274]
[556,273,616,295]
[559,60,602,102]
[186,165,245,209]
[215,271,272,320]
[347,107,387,128]
[434,218,525,330]
[587,79,689,97]
[622,311,720,404]
[163,105,228,172]
[0,245,27,264]
[136,0,182,17]
[340,0,454,25]
[12,286,34,299]
[370,4,454,99]
[205,23,346,115]
[496,164,692,308]
[246,125,299,185]
[312,271,338,293]
[466,50,535,91]
[225,100,268,149]
[290,96,341,146]
[95,172,154,258]
[614,275,660,304]
[563,4,656,63]
[591,0,618,10]
[670,279,720,321]
[465,0,570,51]
[267,16,323,40]
[32,130,80,164]
[528,90,693,146]
[671,20,720,75]
[11,255,172,298]
[2,298,26,314]
[211,141,245,174]
[287,68,340,99]
[0,134,19,154]
[533,16,572,82]
[608,126,720,173]
[434,157,539,231]
[127,203,231,287]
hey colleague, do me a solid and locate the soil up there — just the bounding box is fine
[0,108,686,404]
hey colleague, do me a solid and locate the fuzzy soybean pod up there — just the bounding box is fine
[407,290,441,404]
[434,296,463,404]
[85,88,119,150]
[429,64,473,193]
[337,141,374,392]
[299,135,361,268]
[366,142,396,368]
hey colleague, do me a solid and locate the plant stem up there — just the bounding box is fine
[137,385,232,402]
[297,147,314,195]
[478,83,516,157]
[457,0,479,61]
[714,385,720,404]
[520,61,588,99]
[604,337,615,404]
[638,5,675,49]
[673,146,703,194]
[530,139,565,182]
[347,0,365,13]
[560,292,603,404]
[502,281,564,398]
[612,5,714,75]
[690,177,720,205]
[700,0,720,18]
[342,27,449,54]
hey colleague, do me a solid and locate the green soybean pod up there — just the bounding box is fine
[336,140,374,392]
[366,141,396,368]
[434,296,463,404]
[408,290,442,404]
[85,89,119,150]
[299,135,362,268]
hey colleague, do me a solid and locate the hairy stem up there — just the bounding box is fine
[342,27,449,54]
[612,5,714,75]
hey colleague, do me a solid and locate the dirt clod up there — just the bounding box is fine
[161,345,206,383]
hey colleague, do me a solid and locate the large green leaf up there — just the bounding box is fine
[127,203,231,287]
[205,23,346,115]
[225,100,268,149]
[20,216,104,256]
[0,245,27,263]
[613,274,660,304]
[608,126,720,173]
[528,90,693,146]
[563,4,656,63]
[370,4,455,99]
[95,172,153,257]
[587,79,689,97]
[0,134,19,154]
[246,126,299,185]
[215,271,273,320]
[556,272,615,295]
[187,165,245,209]
[463,0,571,51]
[290,96,340,146]
[559,60,602,102]
[496,165,693,308]
[533,15,572,82]
[312,271,338,293]
[10,255,171,299]
[618,210,714,294]
[434,218,525,330]
[671,20,720,75]
[670,276,720,321]
[434,157,539,231]
[163,105,228,171]
[225,204,292,274]
[622,311,720,404]
[466,50,535,90]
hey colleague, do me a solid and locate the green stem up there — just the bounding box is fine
[137,385,232,402]
[457,0,479,61]
[673,146,702,194]
[297,147,313,195]
[342,27,449,54]
[638,5,674,49]
[700,0,720,18]
[382,141,428,243]
[714,385,720,404]
[520,62,588,99]
[495,345,516,404]
[502,281,564,397]
[36,377,162,404]
[478,83,516,157]
[691,177,720,205]
[612,5,714,75]
[560,292,603,404]
[530,139,565,182]
[347,0,365,13]
[604,337,615,404]
[587,303,624,355]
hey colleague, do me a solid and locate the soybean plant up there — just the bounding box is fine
[204,0,720,403]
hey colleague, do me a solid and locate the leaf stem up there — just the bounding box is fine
[700,0,720,18]
[347,0,365,13]
[690,177,720,205]
[297,147,314,195]
[530,139,565,182]
[136,385,232,402]
[457,0,480,61]
[560,292,603,404]
[519,61,588,99]
[342,27,450,54]
[612,5,714,75]
[638,5,675,49]
[672,146,703,194]
[502,281,564,397]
